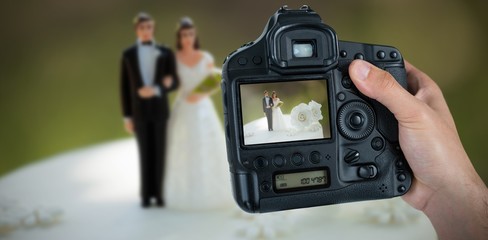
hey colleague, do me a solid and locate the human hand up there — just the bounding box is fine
[163,76,173,88]
[124,119,134,134]
[138,86,156,99]
[349,59,487,239]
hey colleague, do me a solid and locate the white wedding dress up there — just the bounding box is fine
[272,98,288,131]
[164,51,234,210]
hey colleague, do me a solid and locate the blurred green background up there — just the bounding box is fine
[0,0,487,183]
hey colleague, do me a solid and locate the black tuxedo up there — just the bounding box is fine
[263,96,274,131]
[120,44,179,205]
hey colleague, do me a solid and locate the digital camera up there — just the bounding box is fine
[221,5,412,213]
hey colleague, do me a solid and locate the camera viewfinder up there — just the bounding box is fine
[293,41,315,58]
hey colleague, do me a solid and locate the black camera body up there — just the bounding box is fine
[221,5,412,213]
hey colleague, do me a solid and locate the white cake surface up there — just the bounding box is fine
[0,139,437,240]
[244,116,323,145]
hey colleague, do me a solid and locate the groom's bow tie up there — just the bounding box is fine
[141,41,153,46]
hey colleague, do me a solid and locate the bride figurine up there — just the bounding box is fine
[164,17,233,210]
[271,91,288,131]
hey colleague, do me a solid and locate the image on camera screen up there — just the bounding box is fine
[240,79,331,145]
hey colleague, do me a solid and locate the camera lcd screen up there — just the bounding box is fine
[275,169,329,191]
[240,79,331,145]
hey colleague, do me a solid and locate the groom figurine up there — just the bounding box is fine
[120,12,179,208]
[263,90,274,131]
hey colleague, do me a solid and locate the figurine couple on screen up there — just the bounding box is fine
[120,12,232,209]
[263,90,288,132]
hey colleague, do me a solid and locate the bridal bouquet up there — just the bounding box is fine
[192,68,222,94]
[290,100,323,131]
[273,101,284,108]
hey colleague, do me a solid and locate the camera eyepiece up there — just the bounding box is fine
[267,6,339,71]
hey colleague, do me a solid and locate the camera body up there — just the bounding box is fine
[221,5,412,213]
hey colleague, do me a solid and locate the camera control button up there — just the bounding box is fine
[397,173,406,182]
[354,53,364,60]
[344,149,360,164]
[254,157,268,169]
[390,51,398,59]
[337,92,346,101]
[341,76,353,89]
[238,57,248,65]
[377,51,386,59]
[340,50,347,58]
[272,155,286,168]
[260,181,271,192]
[371,137,384,151]
[309,151,322,164]
[252,56,262,65]
[397,185,406,193]
[349,112,364,129]
[396,160,404,168]
[291,153,304,166]
[358,165,377,179]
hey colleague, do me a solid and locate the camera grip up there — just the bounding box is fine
[387,66,408,90]
[369,66,407,143]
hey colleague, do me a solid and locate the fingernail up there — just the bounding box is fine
[353,61,371,81]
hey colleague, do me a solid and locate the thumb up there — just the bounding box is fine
[348,60,424,121]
